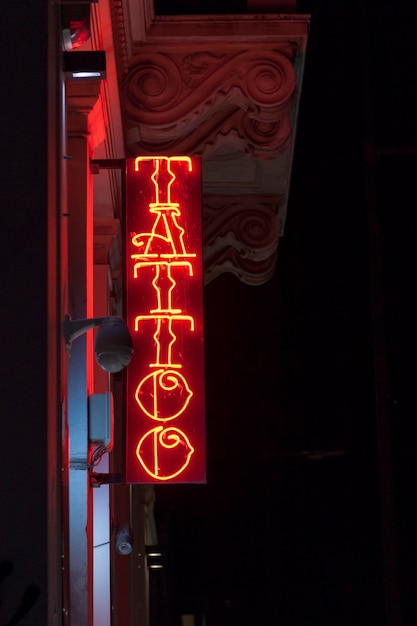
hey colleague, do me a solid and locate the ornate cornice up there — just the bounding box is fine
[110,5,309,284]
[123,47,296,159]
[109,0,131,79]
[203,194,282,285]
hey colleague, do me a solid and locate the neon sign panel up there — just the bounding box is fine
[125,156,205,483]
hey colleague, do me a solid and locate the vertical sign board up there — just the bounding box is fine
[125,156,206,483]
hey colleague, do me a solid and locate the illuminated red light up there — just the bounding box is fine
[125,156,205,483]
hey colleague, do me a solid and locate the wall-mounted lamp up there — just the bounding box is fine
[64,314,133,373]
[63,50,106,80]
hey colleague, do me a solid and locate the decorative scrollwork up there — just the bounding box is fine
[203,195,282,285]
[245,55,295,109]
[123,48,296,159]
[181,51,225,88]
[126,54,182,111]
[242,115,292,157]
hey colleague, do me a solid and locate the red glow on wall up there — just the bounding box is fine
[125,156,205,483]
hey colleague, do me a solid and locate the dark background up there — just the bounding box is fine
[151,1,417,625]
[1,1,415,625]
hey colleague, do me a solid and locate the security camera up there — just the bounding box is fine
[114,523,133,556]
[94,317,133,373]
[64,314,133,373]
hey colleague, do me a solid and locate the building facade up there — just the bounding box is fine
[1,1,309,625]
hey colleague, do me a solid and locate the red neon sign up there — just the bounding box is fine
[125,156,205,483]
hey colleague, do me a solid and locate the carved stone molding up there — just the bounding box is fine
[109,5,309,284]
[123,47,296,160]
[109,0,131,79]
[203,194,282,285]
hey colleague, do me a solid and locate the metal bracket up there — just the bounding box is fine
[90,158,124,174]
[90,472,124,488]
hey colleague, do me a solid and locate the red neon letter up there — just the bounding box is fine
[125,156,205,483]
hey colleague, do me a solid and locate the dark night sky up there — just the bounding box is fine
[152,1,417,625]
